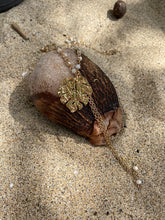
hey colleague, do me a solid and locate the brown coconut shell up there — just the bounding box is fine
[29,48,122,145]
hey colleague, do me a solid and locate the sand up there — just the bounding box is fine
[0,0,164,219]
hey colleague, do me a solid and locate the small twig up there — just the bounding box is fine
[11,23,29,40]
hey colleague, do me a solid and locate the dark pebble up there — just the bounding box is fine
[106,211,110,215]
[93,211,97,216]
[113,0,127,19]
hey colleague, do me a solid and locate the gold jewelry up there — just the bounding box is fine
[41,37,142,188]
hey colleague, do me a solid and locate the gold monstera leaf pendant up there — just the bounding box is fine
[58,75,93,113]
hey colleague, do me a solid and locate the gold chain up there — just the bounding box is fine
[89,94,141,188]
[41,38,142,188]
[61,44,141,188]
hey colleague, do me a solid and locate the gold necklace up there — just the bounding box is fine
[41,38,142,188]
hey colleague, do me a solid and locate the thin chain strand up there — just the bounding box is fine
[89,96,141,188]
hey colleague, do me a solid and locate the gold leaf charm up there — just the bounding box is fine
[58,75,93,113]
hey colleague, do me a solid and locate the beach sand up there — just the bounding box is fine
[0,0,164,219]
